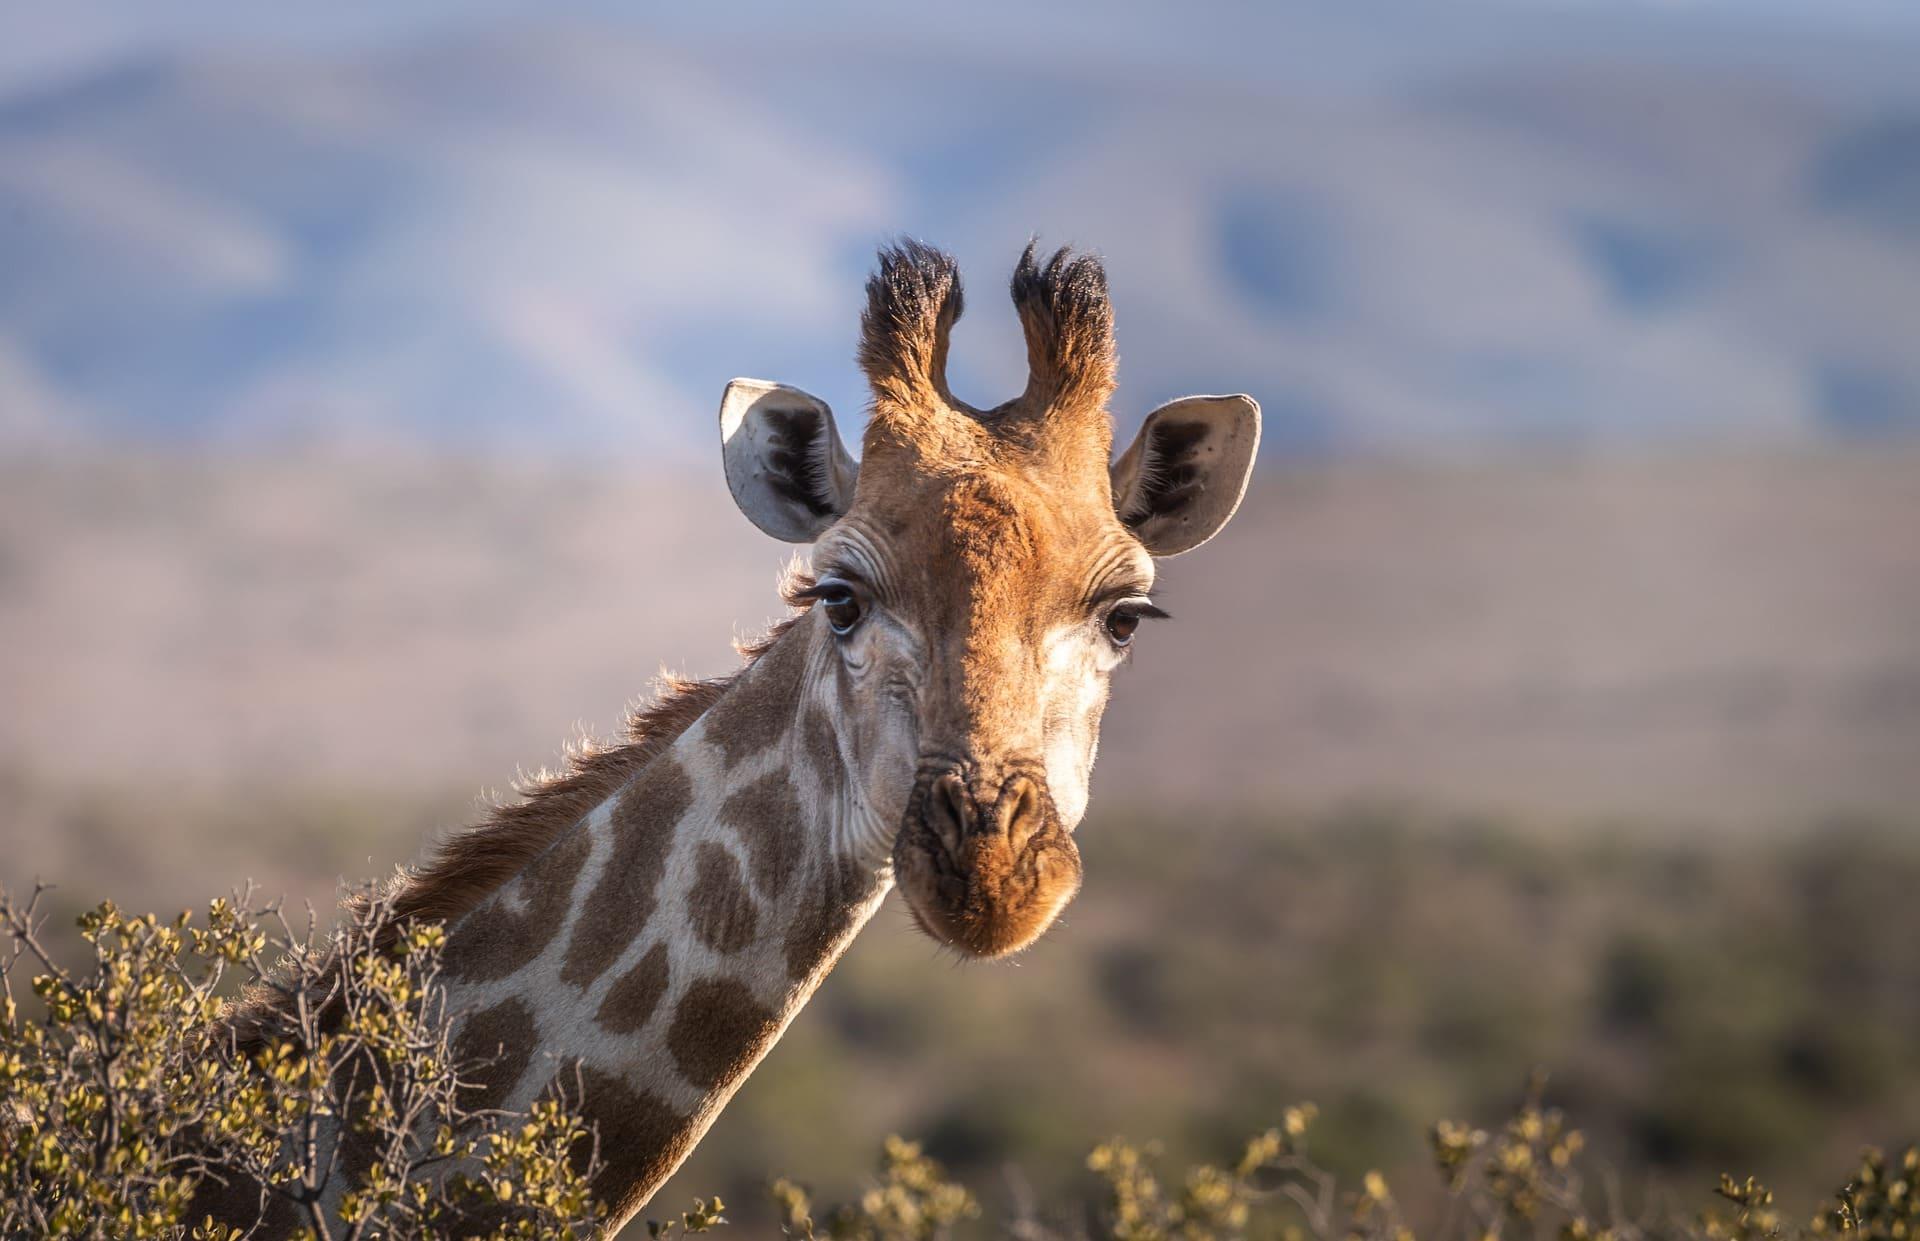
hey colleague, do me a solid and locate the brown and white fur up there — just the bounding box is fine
[218,241,1259,1235]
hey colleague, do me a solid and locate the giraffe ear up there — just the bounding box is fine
[1111,395,1261,556]
[719,378,858,542]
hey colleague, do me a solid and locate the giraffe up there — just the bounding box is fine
[218,240,1259,1235]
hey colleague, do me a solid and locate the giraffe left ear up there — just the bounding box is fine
[1111,395,1261,556]
[719,378,858,542]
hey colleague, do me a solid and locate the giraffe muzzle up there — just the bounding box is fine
[892,763,1084,958]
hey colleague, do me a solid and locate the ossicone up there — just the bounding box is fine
[1009,241,1117,424]
[857,239,966,415]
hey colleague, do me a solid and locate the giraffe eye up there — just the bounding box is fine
[1102,598,1168,648]
[821,584,864,635]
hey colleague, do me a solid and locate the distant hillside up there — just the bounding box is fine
[3,448,1915,831]
[1,21,1918,454]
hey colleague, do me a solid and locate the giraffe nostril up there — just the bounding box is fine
[928,771,971,855]
[1000,775,1045,853]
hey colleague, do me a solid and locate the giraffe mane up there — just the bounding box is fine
[223,579,815,1050]
[359,673,732,937]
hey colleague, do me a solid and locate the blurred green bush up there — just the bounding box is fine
[669,806,1920,1229]
[6,787,1918,1236]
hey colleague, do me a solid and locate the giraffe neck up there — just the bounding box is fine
[437,617,893,1232]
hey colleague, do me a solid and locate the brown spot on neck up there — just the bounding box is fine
[700,624,810,768]
[561,756,693,988]
[720,769,806,901]
[784,855,883,982]
[542,1062,692,1227]
[595,943,671,1035]
[666,976,780,1093]
[452,996,537,1112]
[688,843,759,954]
[443,824,591,984]
[800,705,842,802]
[185,1166,302,1235]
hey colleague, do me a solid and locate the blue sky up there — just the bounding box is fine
[4,0,1917,455]
[6,1,1920,99]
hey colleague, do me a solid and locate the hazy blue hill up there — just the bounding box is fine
[1811,115,1920,237]
[2,21,1918,454]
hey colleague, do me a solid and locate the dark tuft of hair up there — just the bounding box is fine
[858,239,965,412]
[1009,241,1116,419]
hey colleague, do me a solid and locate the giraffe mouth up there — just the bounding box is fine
[891,764,1084,958]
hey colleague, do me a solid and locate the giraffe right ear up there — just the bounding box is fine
[1111,394,1261,556]
[719,378,858,542]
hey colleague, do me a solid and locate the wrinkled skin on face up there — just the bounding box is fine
[720,241,1259,959]
[809,448,1155,957]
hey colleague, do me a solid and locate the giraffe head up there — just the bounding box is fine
[718,241,1258,958]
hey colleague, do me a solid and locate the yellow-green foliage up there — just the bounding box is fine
[772,1136,978,1240]
[753,1091,1914,1241]
[5,881,1917,1241]
[1810,1148,1920,1241]
[0,884,604,1239]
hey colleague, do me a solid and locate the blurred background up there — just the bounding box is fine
[4,0,1919,1230]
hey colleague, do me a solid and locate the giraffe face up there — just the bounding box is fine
[718,243,1259,958]
[797,458,1152,956]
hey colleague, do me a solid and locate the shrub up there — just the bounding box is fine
[758,1091,1917,1241]
[4,884,1915,1241]
[0,883,603,1238]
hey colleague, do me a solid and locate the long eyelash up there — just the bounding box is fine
[1109,599,1171,622]
[790,571,861,604]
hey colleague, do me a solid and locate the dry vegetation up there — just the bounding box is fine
[6,804,1918,1237]
[0,885,602,1238]
[4,883,1917,1239]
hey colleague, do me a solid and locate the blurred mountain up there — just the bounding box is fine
[2,20,1918,455]
[5,447,1916,824]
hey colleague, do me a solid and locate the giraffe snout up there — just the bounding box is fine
[926,770,974,856]
[920,768,1046,858]
[894,763,1082,958]
[992,774,1046,853]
